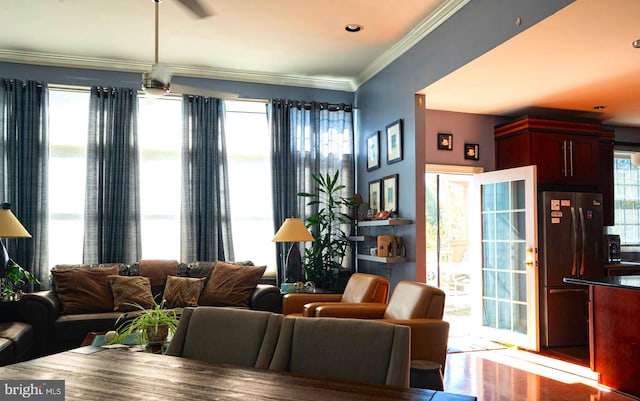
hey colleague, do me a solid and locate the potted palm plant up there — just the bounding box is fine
[297,170,354,292]
[113,299,179,345]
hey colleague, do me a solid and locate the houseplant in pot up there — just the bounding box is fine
[0,259,40,301]
[113,299,179,345]
[297,170,354,292]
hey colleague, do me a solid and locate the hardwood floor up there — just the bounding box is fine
[443,344,636,401]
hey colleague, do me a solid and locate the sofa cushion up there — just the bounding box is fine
[52,265,119,314]
[55,312,123,343]
[108,275,154,311]
[163,276,205,308]
[199,262,266,307]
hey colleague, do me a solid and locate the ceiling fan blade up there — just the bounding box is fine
[171,83,239,99]
[176,0,215,19]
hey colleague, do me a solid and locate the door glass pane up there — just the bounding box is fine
[481,179,527,334]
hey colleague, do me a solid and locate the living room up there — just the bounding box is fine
[1,1,640,400]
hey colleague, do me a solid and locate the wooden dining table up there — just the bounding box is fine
[0,348,476,401]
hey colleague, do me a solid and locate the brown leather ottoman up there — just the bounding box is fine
[0,322,33,366]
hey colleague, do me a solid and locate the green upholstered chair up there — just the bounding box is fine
[166,307,283,369]
[269,316,411,387]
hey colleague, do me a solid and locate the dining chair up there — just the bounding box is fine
[281,273,390,316]
[165,307,283,369]
[269,316,411,387]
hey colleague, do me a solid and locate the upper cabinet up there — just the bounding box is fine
[495,117,615,225]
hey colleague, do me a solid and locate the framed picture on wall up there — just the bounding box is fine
[366,131,380,171]
[368,179,382,212]
[382,174,399,215]
[386,119,403,164]
[464,143,480,160]
[437,133,453,150]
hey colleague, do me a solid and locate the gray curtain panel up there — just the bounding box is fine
[181,95,234,262]
[269,100,355,283]
[0,78,49,287]
[83,86,142,264]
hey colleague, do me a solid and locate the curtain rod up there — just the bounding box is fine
[272,99,356,111]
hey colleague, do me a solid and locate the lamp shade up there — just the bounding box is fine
[0,203,31,238]
[272,218,314,243]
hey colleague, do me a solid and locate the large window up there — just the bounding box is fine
[609,151,640,244]
[48,89,275,273]
[225,100,276,271]
[48,89,89,265]
[138,97,182,259]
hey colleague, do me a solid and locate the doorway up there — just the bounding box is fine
[425,166,481,338]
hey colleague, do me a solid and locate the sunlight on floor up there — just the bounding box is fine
[444,345,633,401]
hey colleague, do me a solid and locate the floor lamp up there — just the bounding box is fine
[272,218,314,287]
[0,203,32,278]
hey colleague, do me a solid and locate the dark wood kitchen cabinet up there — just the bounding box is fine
[495,117,615,225]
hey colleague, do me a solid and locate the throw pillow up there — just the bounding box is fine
[162,275,205,308]
[198,262,266,307]
[52,265,119,314]
[108,275,154,311]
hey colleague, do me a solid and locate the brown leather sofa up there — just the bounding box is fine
[281,273,389,316]
[308,281,450,373]
[20,260,281,357]
[0,322,33,366]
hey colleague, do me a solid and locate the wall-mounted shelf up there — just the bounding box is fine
[357,218,412,227]
[356,254,409,263]
[352,218,413,270]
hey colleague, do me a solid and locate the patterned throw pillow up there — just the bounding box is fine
[52,265,119,314]
[198,262,266,307]
[108,275,154,311]
[162,275,205,308]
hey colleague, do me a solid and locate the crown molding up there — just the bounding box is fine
[0,49,356,92]
[355,0,470,88]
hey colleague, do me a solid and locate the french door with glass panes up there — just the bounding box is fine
[477,166,539,351]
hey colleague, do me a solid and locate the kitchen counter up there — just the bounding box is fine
[564,275,640,398]
[604,261,640,276]
[564,274,640,290]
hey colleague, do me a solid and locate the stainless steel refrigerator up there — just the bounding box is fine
[539,191,604,348]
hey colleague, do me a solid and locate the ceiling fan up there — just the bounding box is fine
[142,0,238,99]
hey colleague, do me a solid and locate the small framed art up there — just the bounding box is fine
[437,133,453,150]
[464,143,480,160]
[368,179,382,212]
[382,174,398,215]
[386,119,403,164]
[366,131,380,171]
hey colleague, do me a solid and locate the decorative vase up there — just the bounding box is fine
[146,324,169,345]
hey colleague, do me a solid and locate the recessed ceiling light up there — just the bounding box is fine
[345,24,363,33]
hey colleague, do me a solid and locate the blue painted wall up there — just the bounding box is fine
[354,0,574,285]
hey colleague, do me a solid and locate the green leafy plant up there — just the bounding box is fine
[0,259,40,301]
[113,299,179,345]
[298,170,354,292]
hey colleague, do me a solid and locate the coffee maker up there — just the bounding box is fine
[604,234,621,264]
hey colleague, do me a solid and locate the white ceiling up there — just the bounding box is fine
[0,0,638,127]
[422,0,640,127]
[0,0,458,91]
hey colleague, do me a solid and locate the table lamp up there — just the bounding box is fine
[272,218,314,284]
[0,203,31,277]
